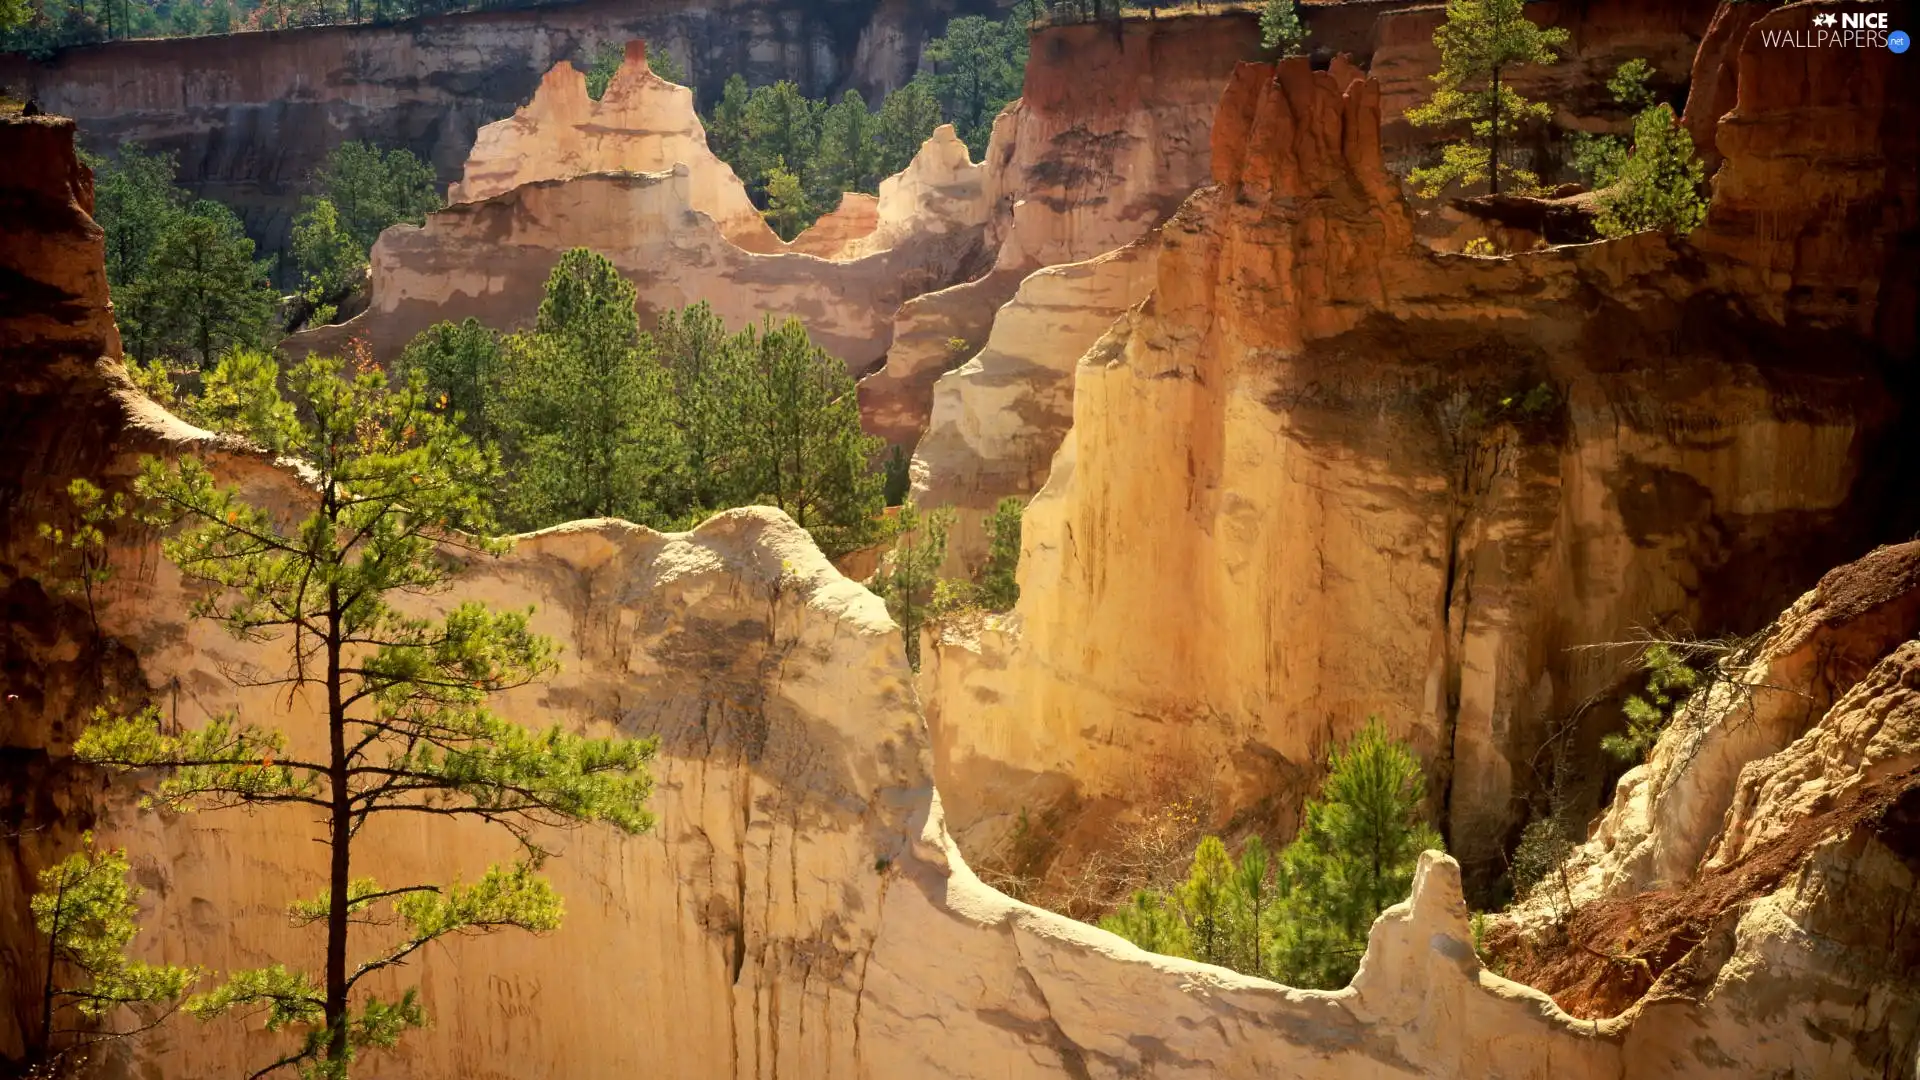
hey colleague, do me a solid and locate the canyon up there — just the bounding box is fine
[3,0,1918,1076]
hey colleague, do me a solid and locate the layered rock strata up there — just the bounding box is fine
[0,0,1010,266]
[924,8,1917,895]
[0,112,1660,1080]
[1497,541,1920,1076]
[857,12,1261,449]
[447,42,781,253]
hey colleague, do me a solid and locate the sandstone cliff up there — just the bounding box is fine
[0,113,1665,1080]
[856,12,1261,450]
[923,6,1918,898]
[286,48,990,368]
[0,0,1009,267]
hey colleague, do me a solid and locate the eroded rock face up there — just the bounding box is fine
[288,119,989,367]
[448,42,781,253]
[0,0,1011,269]
[1497,543,1920,1076]
[924,32,1917,893]
[0,113,1658,1080]
[912,235,1159,574]
[856,13,1260,450]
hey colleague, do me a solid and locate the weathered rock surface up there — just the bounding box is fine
[288,96,989,366]
[1495,542,1920,1076]
[0,0,1010,269]
[0,113,1660,1080]
[447,42,780,253]
[912,235,1159,574]
[857,12,1260,450]
[924,15,1918,895]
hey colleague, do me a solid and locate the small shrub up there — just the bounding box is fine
[1602,641,1701,763]
[1594,104,1708,238]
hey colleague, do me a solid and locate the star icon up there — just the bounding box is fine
[1813,12,1837,26]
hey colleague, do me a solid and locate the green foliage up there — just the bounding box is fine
[708,74,753,166]
[1463,236,1498,257]
[918,14,1027,156]
[872,501,953,670]
[1259,0,1306,54]
[491,249,675,527]
[760,162,814,241]
[188,347,301,446]
[1102,721,1441,989]
[1602,641,1700,763]
[1405,0,1568,197]
[1509,814,1575,919]
[394,318,503,444]
[76,356,657,1078]
[118,201,275,369]
[874,80,944,179]
[1569,58,1662,189]
[313,141,440,255]
[36,477,128,635]
[741,81,823,204]
[1606,57,1657,110]
[814,90,882,203]
[86,144,190,289]
[1594,104,1708,238]
[976,496,1023,612]
[881,445,912,508]
[30,835,198,1066]
[289,196,363,320]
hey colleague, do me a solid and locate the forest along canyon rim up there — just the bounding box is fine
[2,1,1918,1079]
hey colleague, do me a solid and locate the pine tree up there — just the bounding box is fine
[654,301,748,519]
[1098,890,1188,956]
[491,249,676,528]
[872,501,953,670]
[976,496,1022,612]
[1601,640,1700,761]
[1593,104,1708,238]
[734,317,885,556]
[918,14,1026,156]
[312,141,440,255]
[76,356,657,1079]
[708,74,753,166]
[290,195,365,319]
[741,81,821,200]
[1268,720,1442,988]
[815,90,881,200]
[29,835,198,1073]
[394,318,502,445]
[1405,0,1567,197]
[119,201,275,369]
[1259,0,1305,54]
[875,81,943,177]
[760,162,813,240]
[1176,836,1235,967]
[85,144,189,288]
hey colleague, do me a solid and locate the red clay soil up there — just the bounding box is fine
[1489,764,1920,1019]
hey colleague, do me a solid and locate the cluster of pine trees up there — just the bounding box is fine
[1098,721,1442,989]
[391,251,888,556]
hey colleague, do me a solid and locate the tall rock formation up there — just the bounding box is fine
[0,0,1011,267]
[857,12,1261,449]
[924,5,1917,896]
[0,112,1671,1080]
[287,47,990,366]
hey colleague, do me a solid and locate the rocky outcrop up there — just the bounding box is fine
[857,12,1261,449]
[924,18,1918,896]
[288,99,990,366]
[1495,541,1920,1075]
[912,235,1159,574]
[0,113,1661,1080]
[0,0,1010,268]
[447,42,781,253]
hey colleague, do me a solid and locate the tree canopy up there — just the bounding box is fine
[1405,0,1567,197]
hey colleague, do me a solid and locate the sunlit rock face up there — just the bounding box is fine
[447,42,782,254]
[923,11,1917,898]
[2,114,1649,1080]
[0,0,1015,268]
[284,48,992,369]
[856,13,1262,451]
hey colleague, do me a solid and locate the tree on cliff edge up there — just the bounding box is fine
[1406,0,1567,197]
[76,356,657,1079]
